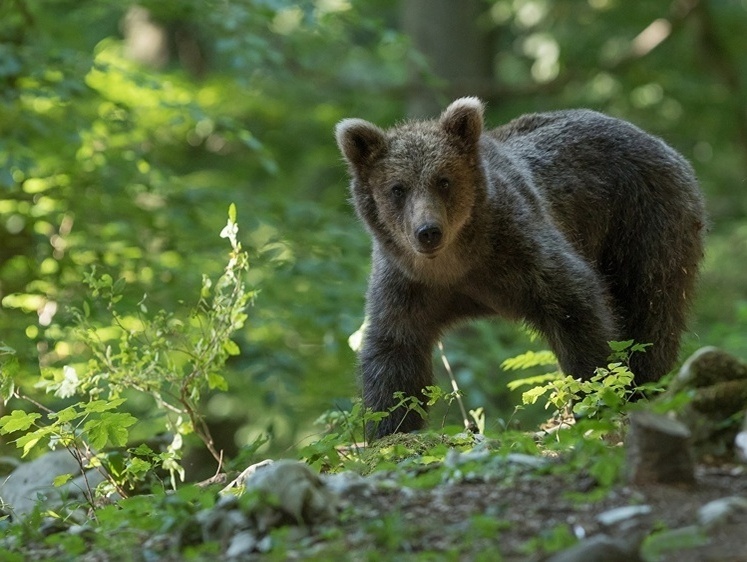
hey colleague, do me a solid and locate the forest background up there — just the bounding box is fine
[2,0,747,479]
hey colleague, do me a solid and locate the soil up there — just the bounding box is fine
[323,460,747,561]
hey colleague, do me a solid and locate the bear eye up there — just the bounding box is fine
[390,183,406,198]
[437,177,450,191]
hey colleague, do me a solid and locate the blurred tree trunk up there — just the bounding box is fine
[401,0,494,118]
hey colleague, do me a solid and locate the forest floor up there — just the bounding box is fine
[4,440,747,561]
[312,458,747,561]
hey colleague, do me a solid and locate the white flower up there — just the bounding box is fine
[220,220,239,249]
[55,365,80,399]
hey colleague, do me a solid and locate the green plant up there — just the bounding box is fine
[0,206,253,494]
[503,341,656,494]
[506,340,652,422]
[0,344,19,398]
[300,399,374,472]
[520,523,577,556]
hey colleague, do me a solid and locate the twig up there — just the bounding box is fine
[179,386,223,467]
[437,341,472,431]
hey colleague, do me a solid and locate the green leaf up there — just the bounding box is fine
[131,443,154,456]
[222,339,240,356]
[53,473,74,487]
[607,340,634,352]
[207,372,228,391]
[84,398,127,414]
[84,413,137,450]
[16,426,54,457]
[124,457,152,476]
[228,202,237,223]
[0,410,42,434]
[599,388,622,408]
[507,371,561,391]
[49,405,80,424]
[501,350,557,371]
[0,357,18,404]
[522,385,550,405]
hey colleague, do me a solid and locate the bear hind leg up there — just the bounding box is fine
[607,252,700,384]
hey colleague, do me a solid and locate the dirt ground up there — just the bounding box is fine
[328,461,747,561]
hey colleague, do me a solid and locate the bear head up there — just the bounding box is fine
[335,97,488,284]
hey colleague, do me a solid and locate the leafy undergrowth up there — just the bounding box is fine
[1,214,745,561]
[2,426,746,562]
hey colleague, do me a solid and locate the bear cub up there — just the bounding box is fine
[336,97,706,438]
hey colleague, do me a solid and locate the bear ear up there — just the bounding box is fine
[335,118,387,173]
[439,97,484,147]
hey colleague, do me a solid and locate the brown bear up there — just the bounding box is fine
[335,97,706,438]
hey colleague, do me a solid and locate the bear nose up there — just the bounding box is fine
[416,224,443,249]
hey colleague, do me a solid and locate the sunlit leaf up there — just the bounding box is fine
[53,473,74,487]
[0,410,42,434]
[84,413,137,450]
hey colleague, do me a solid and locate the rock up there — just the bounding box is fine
[220,459,274,495]
[0,449,107,518]
[670,347,747,392]
[506,453,549,469]
[666,347,747,460]
[641,525,710,558]
[697,496,747,530]
[596,505,652,527]
[626,410,695,486]
[736,413,747,463]
[321,471,374,500]
[194,505,249,543]
[546,533,643,562]
[241,460,337,532]
[443,447,488,468]
[225,530,257,558]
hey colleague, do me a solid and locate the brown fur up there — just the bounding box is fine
[336,98,706,438]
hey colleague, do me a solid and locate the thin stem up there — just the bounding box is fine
[437,341,471,431]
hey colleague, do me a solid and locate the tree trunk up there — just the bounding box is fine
[401,0,494,118]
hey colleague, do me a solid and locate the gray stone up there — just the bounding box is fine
[322,471,374,499]
[242,460,337,531]
[225,530,257,558]
[0,449,107,518]
[220,458,274,495]
[697,496,747,529]
[546,533,642,562]
[737,414,747,463]
[596,504,652,527]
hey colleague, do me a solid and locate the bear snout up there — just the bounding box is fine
[415,224,443,255]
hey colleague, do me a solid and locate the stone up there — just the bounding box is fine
[0,449,107,518]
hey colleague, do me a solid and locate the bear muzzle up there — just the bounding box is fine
[414,223,444,256]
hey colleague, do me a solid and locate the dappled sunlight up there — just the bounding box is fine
[0,3,746,558]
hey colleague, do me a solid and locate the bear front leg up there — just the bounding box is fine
[359,324,435,439]
[358,261,445,439]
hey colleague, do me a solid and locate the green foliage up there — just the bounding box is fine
[1,1,746,560]
[504,342,653,494]
[300,400,372,472]
[0,209,253,491]
[641,525,711,560]
[1,0,744,467]
[502,350,558,372]
[508,341,652,420]
[0,344,19,402]
[520,523,577,556]
[301,385,488,478]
